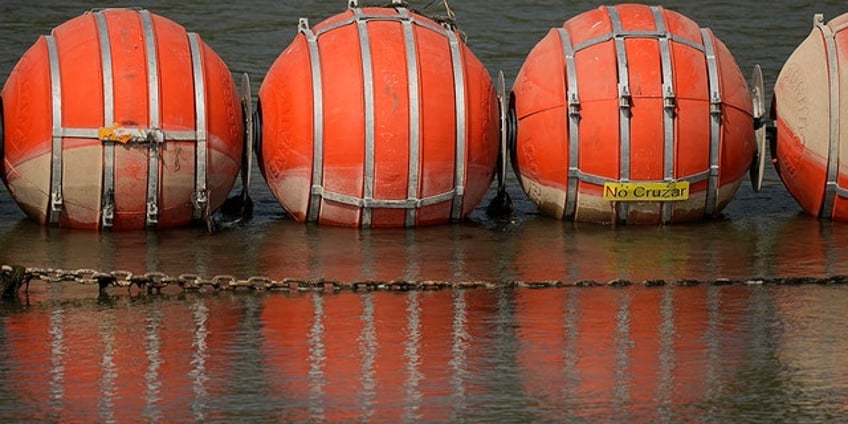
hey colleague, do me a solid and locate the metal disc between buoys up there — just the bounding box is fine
[750,64,767,192]
[240,72,254,192]
[496,70,507,196]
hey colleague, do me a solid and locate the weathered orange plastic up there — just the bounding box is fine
[258,6,498,228]
[511,4,755,224]
[1,8,243,230]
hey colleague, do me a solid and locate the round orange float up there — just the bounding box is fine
[257,0,498,228]
[772,13,848,220]
[510,4,760,225]
[1,8,245,230]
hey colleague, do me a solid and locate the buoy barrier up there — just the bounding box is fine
[1,8,246,230]
[257,0,498,228]
[3,264,847,298]
[509,4,760,225]
[772,12,848,220]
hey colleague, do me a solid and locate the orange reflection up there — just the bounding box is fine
[514,285,749,421]
[3,294,243,422]
[260,288,498,422]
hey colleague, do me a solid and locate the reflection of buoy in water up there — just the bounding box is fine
[1,8,244,230]
[772,13,848,220]
[257,1,498,228]
[510,4,759,225]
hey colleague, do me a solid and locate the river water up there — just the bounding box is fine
[1,0,848,422]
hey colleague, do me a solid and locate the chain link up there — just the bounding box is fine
[3,263,848,297]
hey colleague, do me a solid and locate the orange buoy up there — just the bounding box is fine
[257,1,498,228]
[510,4,758,225]
[1,8,244,230]
[772,13,848,220]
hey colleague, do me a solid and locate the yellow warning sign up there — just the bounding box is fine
[603,181,690,202]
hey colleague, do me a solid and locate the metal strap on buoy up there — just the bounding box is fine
[553,6,722,222]
[188,32,209,223]
[653,6,677,224]
[608,7,632,222]
[46,9,211,228]
[399,7,422,226]
[557,28,580,219]
[93,11,116,228]
[46,35,63,225]
[140,10,161,227]
[301,2,468,226]
[701,28,722,216]
[300,18,324,224]
[817,14,844,218]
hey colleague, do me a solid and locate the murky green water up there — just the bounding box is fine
[1,0,848,422]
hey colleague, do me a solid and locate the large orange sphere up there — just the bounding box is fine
[258,5,498,228]
[511,4,755,224]
[772,12,848,220]
[1,8,243,230]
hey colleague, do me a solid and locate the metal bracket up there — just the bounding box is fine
[146,201,159,226]
[749,64,767,192]
[101,193,115,228]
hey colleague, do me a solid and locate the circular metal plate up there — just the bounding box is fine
[240,72,254,192]
[497,70,507,197]
[750,64,767,192]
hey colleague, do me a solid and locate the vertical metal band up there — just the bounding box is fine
[94,11,115,229]
[47,35,63,224]
[818,16,840,218]
[140,10,161,227]
[188,33,209,221]
[558,28,581,220]
[447,30,467,221]
[608,6,631,221]
[301,19,324,223]
[400,8,421,227]
[354,8,376,227]
[652,6,676,224]
[701,28,721,215]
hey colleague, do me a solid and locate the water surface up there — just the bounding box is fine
[1,1,848,422]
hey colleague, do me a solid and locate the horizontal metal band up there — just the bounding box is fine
[311,10,447,38]
[835,184,848,199]
[573,32,704,54]
[54,127,203,142]
[312,186,456,209]
[831,21,848,33]
[573,169,710,187]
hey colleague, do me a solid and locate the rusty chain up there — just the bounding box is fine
[3,263,848,298]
